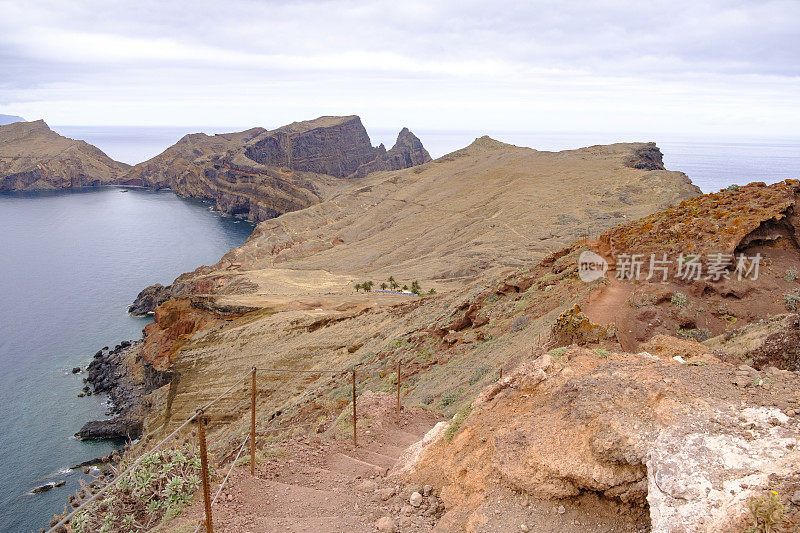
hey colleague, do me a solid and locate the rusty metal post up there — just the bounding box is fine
[396,360,401,424]
[351,368,357,447]
[250,367,256,476]
[197,411,213,533]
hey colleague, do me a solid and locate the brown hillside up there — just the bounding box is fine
[119,116,431,221]
[580,179,800,352]
[0,120,130,190]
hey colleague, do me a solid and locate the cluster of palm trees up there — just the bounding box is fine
[354,276,435,295]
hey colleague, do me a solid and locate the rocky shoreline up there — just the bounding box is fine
[76,340,173,440]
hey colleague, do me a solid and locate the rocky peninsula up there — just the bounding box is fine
[119,115,431,221]
[0,120,130,190]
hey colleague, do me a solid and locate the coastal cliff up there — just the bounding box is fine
[0,120,130,191]
[119,115,431,221]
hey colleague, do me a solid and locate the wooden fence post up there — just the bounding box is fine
[351,368,357,447]
[197,411,213,533]
[250,367,256,476]
[396,360,401,424]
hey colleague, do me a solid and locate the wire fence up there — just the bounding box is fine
[46,349,519,532]
[46,364,363,533]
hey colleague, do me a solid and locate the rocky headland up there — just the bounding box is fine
[119,115,431,221]
[0,120,130,190]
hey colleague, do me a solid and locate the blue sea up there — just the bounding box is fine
[0,125,797,531]
[0,187,253,532]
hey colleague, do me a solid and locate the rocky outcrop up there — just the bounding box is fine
[403,346,800,531]
[128,283,174,316]
[625,142,665,170]
[550,304,615,346]
[705,313,800,371]
[349,127,431,178]
[77,340,172,440]
[0,120,130,190]
[120,116,431,221]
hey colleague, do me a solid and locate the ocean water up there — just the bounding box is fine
[0,188,253,532]
[3,125,796,530]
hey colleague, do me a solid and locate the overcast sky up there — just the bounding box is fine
[1,0,798,137]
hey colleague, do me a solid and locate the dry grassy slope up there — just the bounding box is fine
[216,138,699,288]
[0,120,130,190]
[136,140,701,443]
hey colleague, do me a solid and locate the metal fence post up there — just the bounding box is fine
[250,367,256,476]
[197,411,213,533]
[396,360,401,424]
[351,368,357,447]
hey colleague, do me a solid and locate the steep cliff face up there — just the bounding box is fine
[0,120,130,191]
[120,115,431,221]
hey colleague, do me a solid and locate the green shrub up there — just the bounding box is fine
[670,292,688,307]
[785,269,798,283]
[468,366,491,385]
[445,404,472,441]
[593,347,610,358]
[66,445,204,532]
[440,391,459,408]
[547,347,568,360]
[784,292,800,312]
[677,326,712,341]
[745,490,787,533]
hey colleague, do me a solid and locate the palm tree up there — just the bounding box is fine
[411,280,421,294]
[365,281,374,291]
[354,283,361,292]
[389,276,399,290]
[380,282,388,290]
[402,285,409,291]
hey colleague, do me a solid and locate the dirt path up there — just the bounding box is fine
[581,240,636,350]
[165,397,441,532]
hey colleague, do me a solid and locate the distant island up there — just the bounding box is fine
[0,114,25,125]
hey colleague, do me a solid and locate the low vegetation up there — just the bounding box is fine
[547,347,568,360]
[445,404,472,442]
[784,290,800,312]
[670,292,688,307]
[745,491,787,533]
[62,445,205,533]
[593,347,610,358]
